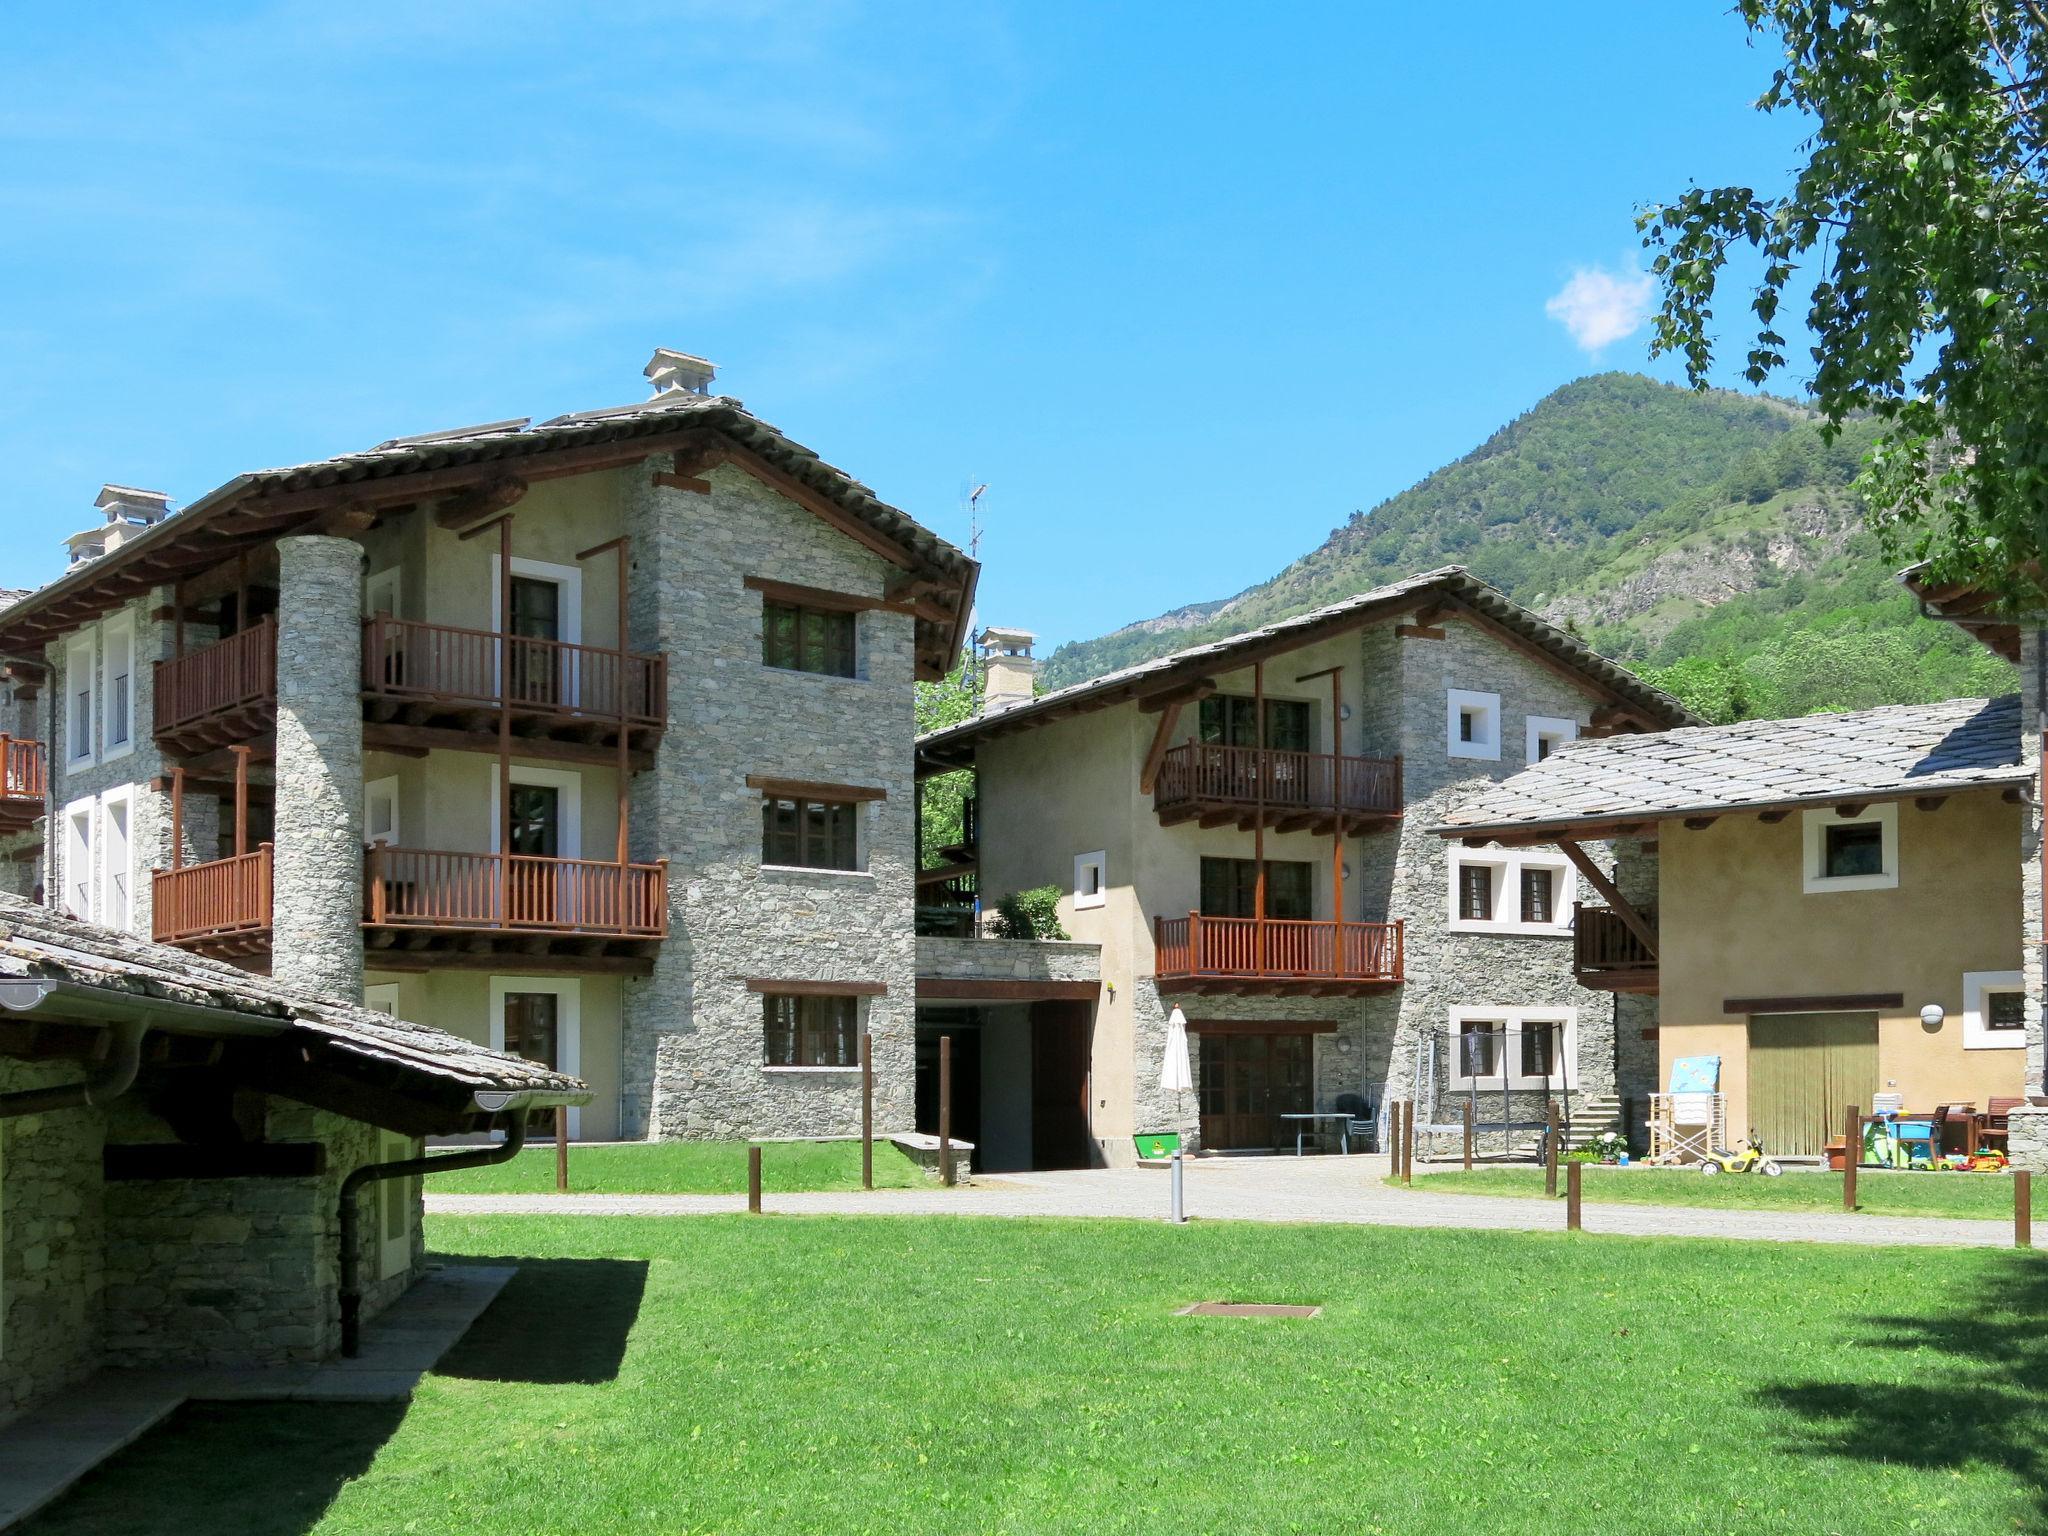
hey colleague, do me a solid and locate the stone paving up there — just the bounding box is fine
[427,1155,2022,1249]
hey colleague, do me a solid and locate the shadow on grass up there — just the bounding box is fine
[436,1255,649,1384]
[1760,1253,2048,1517]
[16,1401,407,1536]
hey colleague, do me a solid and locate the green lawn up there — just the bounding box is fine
[1414,1164,2030,1220]
[430,1137,926,1194]
[26,1215,2048,1535]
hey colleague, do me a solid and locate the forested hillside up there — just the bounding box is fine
[1040,374,2014,722]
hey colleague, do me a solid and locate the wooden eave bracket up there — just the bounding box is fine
[1138,678,1216,714]
[1556,838,1657,958]
[434,478,527,532]
[1138,700,1185,795]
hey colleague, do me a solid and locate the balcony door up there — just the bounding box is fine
[1200,858,1313,920]
[1198,697,1314,803]
[490,977,582,1137]
[495,767,582,928]
[492,558,582,711]
[1197,1029,1312,1151]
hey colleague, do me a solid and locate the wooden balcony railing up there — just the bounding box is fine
[0,734,46,803]
[361,617,666,725]
[1573,906,1658,992]
[1155,913,1403,986]
[152,845,273,946]
[153,617,277,741]
[365,846,668,937]
[1153,743,1402,820]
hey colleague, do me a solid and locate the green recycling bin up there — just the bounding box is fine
[1134,1132,1181,1161]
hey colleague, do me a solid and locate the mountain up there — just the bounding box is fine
[1040,373,2015,722]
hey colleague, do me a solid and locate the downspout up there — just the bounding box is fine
[337,1108,529,1357]
[0,1018,146,1119]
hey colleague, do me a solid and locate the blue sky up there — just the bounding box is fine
[0,2,1803,650]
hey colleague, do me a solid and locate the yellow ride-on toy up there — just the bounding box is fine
[1699,1135,1783,1177]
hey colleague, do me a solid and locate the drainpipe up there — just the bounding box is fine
[337,1104,531,1357]
[0,1018,146,1119]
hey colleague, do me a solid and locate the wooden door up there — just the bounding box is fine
[1747,1012,1880,1158]
[507,783,562,925]
[502,991,560,1131]
[1198,1031,1313,1150]
[1030,1002,1094,1170]
[509,576,563,705]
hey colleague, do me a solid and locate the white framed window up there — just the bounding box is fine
[364,776,401,848]
[101,612,135,761]
[1526,714,1577,765]
[1802,803,1899,893]
[62,797,95,920]
[100,788,133,934]
[490,765,583,858]
[1962,970,2027,1051]
[1447,845,1574,935]
[1446,689,1501,761]
[65,633,95,767]
[1074,850,1107,910]
[490,976,581,1138]
[1449,1006,1577,1090]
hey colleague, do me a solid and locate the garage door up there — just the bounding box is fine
[1747,1012,1880,1158]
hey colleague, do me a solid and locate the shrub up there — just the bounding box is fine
[988,886,1069,941]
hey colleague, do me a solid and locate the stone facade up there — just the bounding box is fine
[0,1062,106,1425]
[913,936,1101,987]
[622,463,919,1141]
[272,536,366,1002]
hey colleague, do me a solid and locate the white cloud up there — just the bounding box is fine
[1545,264,1654,353]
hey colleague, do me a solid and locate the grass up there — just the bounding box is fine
[25,1214,2048,1535]
[1414,1164,2031,1220]
[430,1137,926,1195]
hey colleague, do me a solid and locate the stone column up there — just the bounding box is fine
[272,535,364,1002]
[2009,628,2047,1168]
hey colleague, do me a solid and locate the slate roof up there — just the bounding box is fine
[1437,694,2026,838]
[0,893,587,1107]
[919,566,1697,756]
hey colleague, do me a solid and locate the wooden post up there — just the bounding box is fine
[1844,1105,1860,1211]
[1462,1100,1473,1171]
[1329,665,1345,974]
[1389,1100,1402,1179]
[1545,1101,1561,1197]
[939,1034,954,1187]
[170,765,185,870]
[230,744,250,857]
[860,1032,874,1191]
[1402,1098,1415,1185]
[1252,660,1266,976]
[1566,1159,1583,1231]
[497,516,514,930]
[747,1145,762,1214]
[554,1106,569,1193]
[2018,1170,2032,1250]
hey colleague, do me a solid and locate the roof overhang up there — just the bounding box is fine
[1899,562,2046,664]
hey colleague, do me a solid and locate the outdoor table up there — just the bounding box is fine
[1279,1112,1355,1156]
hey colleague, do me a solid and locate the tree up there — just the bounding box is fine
[914,663,978,866]
[1641,2,2048,608]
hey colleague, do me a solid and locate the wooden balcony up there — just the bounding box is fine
[0,735,47,833]
[1153,744,1402,834]
[152,845,273,961]
[153,617,277,757]
[364,845,667,973]
[1574,905,1658,994]
[1154,913,1403,996]
[362,617,666,762]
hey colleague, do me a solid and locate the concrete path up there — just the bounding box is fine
[0,1265,513,1533]
[427,1156,2022,1250]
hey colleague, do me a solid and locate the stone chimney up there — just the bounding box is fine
[978,626,1038,711]
[645,348,718,398]
[66,484,171,565]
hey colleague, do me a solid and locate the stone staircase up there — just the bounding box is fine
[1514,1095,1625,1157]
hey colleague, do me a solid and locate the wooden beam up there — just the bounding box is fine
[1758,809,1792,823]
[744,775,887,803]
[1835,802,1868,819]
[1138,701,1183,795]
[651,469,712,494]
[1138,678,1216,713]
[743,978,889,997]
[741,575,933,619]
[1394,623,1447,641]
[361,722,653,771]
[1682,816,1718,831]
[311,503,379,537]
[1556,839,1657,958]
[1723,992,1904,1015]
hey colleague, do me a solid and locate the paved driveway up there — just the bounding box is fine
[428,1154,2019,1249]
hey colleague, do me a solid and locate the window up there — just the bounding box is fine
[1963,970,2027,1051]
[1074,850,1107,910]
[763,993,860,1067]
[364,777,400,848]
[489,977,581,1136]
[1200,857,1313,920]
[762,601,856,678]
[63,799,94,920]
[101,790,132,933]
[1801,804,1899,893]
[1446,689,1500,761]
[492,767,582,859]
[762,796,860,870]
[1526,715,1576,765]
[1198,695,1313,751]
[101,613,134,759]
[1447,847,1574,935]
[65,634,94,766]
[1449,1007,1576,1089]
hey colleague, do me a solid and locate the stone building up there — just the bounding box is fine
[0,352,977,1146]
[916,568,1695,1167]
[0,892,585,1428]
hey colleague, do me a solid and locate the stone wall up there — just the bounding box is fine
[622,463,919,1140]
[914,937,1101,986]
[0,1063,106,1427]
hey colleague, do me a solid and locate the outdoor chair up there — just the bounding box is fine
[1931,1103,1980,1159]
[1979,1097,2022,1155]
[1334,1092,1374,1154]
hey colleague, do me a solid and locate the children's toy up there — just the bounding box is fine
[1698,1135,1783,1177]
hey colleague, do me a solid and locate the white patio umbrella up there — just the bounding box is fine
[1162,1006,1194,1095]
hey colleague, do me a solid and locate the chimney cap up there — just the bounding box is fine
[645,348,718,397]
[978,625,1036,655]
[93,484,172,523]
